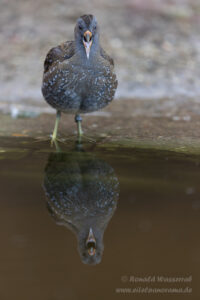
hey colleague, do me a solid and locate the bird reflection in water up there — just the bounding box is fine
[43,144,119,265]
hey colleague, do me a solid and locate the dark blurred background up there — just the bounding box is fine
[0,0,200,116]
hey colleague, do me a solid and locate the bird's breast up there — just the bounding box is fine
[42,60,117,113]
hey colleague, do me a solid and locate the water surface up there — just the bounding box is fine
[0,137,199,299]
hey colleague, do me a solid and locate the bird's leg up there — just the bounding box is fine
[74,114,96,144]
[51,110,61,146]
[75,114,83,143]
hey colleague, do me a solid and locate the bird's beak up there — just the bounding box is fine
[86,227,96,256]
[83,30,93,59]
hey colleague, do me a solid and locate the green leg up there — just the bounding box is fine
[75,114,83,143]
[51,110,61,146]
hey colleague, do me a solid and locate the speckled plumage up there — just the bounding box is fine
[42,15,118,114]
[43,151,119,265]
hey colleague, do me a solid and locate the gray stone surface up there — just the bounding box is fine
[1,98,200,156]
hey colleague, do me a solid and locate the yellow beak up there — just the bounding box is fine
[86,228,96,256]
[83,30,93,59]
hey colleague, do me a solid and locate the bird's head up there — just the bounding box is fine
[74,14,99,59]
[78,227,104,265]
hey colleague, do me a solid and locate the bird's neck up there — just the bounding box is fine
[75,39,101,65]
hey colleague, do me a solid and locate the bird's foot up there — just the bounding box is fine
[50,135,66,147]
[34,136,54,143]
[76,134,96,144]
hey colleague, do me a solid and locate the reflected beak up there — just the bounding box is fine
[88,247,96,256]
[83,30,93,59]
[86,228,96,256]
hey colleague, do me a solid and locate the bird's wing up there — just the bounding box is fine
[43,41,75,73]
[100,47,115,68]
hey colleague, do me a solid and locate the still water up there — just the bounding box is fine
[0,137,199,299]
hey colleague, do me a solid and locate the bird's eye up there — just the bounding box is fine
[79,25,83,30]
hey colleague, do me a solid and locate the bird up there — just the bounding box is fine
[43,149,119,265]
[42,14,118,144]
